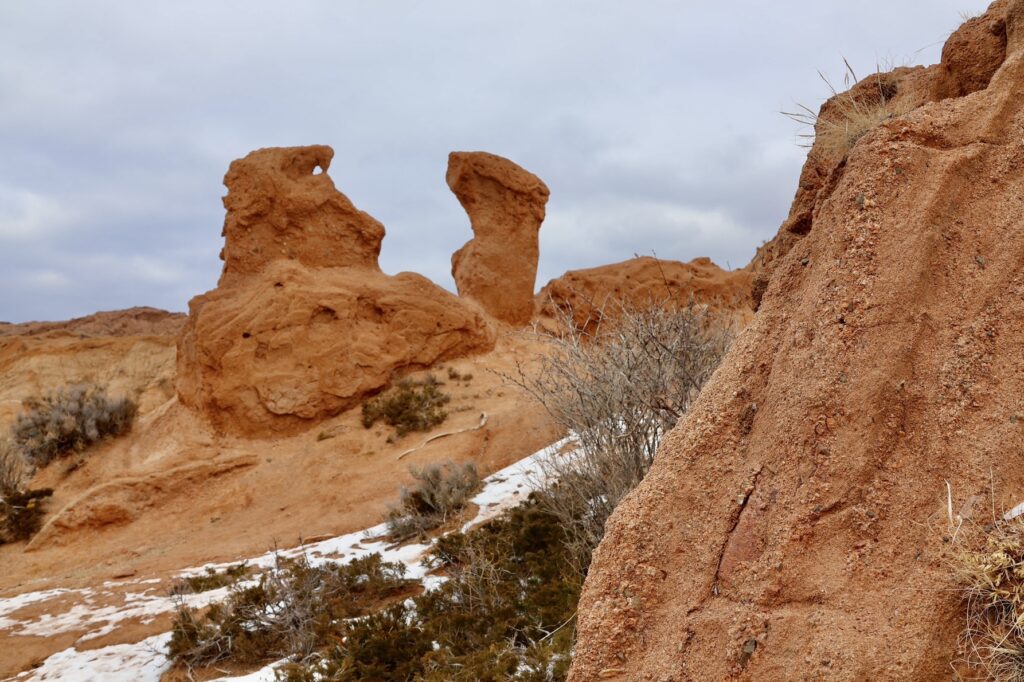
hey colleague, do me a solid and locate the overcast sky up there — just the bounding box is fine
[0,1,991,322]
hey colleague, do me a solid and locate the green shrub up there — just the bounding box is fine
[170,562,250,596]
[0,487,53,544]
[385,460,479,541]
[280,497,579,682]
[13,384,138,467]
[361,376,450,437]
[0,438,50,544]
[168,553,411,672]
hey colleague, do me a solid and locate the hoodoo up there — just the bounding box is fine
[571,1,1024,679]
[448,151,550,327]
[177,145,495,436]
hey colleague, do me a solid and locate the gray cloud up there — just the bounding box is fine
[0,0,991,322]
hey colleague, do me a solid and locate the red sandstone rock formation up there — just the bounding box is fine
[536,256,753,333]
[448,151,549,327]
[571,1,1024,679]
[177,146,495,436]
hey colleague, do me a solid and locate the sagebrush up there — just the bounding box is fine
[362,376,450,437]
[512,299,731,572]
[13,383,138,466]
[168,553,411,672]
[0,438,51,544]
[385,460,479,541]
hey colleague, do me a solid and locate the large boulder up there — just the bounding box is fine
[448,152,549,327]
[177,146,495,436]
[571,2,1024,679]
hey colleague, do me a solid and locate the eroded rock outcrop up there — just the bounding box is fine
[572,1,1024,679]
[177,146,495,436]
[536,256,753,333]
[449,152,549,326]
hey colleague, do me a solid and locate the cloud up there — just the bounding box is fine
[0,0,993,321]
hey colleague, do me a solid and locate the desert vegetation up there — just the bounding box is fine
[513,299,732,571]
[0,383,137,544]
[361,376,451,438]
[385,460,480,541]
[784,60,911,159]
[169,553,413,674]
[170,562,251,596]
[13,383,138,467]
[955,514,1024,680]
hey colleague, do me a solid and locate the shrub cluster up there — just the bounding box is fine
[385,461,479,541]
[361,376,450,438]
[168,554,412,672]
[279,497,580,682]
[13,384,138,467]
[0,439,50,544]
[169,562,250,596]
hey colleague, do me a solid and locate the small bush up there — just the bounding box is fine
[13,384,138,467]
[385,461,480,541]
[956,515,1024,679]
[170,562,250,596]
[361,376,450,438]
[168,553,411,672]
[0,439,51,544]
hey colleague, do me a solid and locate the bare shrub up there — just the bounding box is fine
[784,59,913,159]
[511,300,732,572]
[386,460,480,541]
[362,376,451,438]
[13,383,138,467]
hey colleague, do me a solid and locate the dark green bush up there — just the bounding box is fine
[281,498,580,681]
[13,384,138,467]
[385,460,479,541]
[0,487,53,544]
[170,562,250,596]
[168,553,412,671]
[361,376,450,437]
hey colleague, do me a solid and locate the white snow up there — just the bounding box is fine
[2,435,576,681]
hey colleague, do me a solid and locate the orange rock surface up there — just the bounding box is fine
[449,151,550,327]
[536,256,753,333]
[177,146,495,436]
[571,2,1024,679]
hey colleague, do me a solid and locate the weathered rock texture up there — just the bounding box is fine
[571,2,1024,680]
[177,146,495,436]
[449,152,549,326]
[536,256,753,333]
[218,145,385,283]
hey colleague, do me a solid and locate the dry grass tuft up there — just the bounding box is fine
[784,59,913,159]
[956,515,1024,680]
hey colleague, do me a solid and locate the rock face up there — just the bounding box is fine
[536,256,753,333]
[448,152,549,327]
[218,145,385,283]
[571,2,1024,680]
[177,146,495,436]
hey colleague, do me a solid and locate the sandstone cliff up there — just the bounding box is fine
[571,1,1024,679]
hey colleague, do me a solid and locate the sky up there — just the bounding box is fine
[0,1,992,323]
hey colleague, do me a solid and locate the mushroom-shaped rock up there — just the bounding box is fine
[448,152,550,327]
[219,145,385,284]
[177,145,495,436]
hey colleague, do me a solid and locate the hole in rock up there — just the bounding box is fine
[312,165,323,175]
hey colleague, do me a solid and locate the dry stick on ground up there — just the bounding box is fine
[396,412,489,460]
